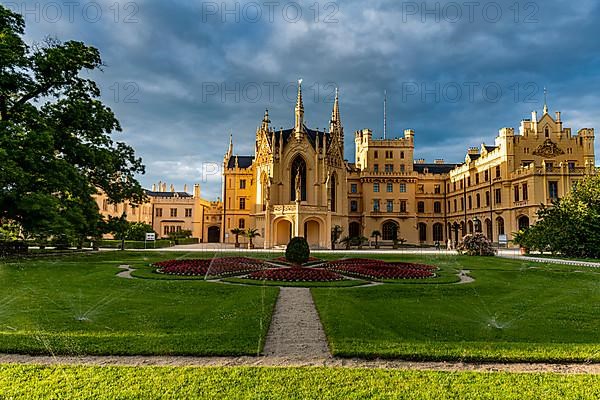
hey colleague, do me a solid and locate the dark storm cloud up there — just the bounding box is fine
[10,0,600,199]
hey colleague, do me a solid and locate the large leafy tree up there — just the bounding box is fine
[0,6,145,241]
[514,172,600,258]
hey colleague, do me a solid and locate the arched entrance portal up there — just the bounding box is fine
[207,226,220,243]
[275,219,292,246]
[304,220,321,248]
[382,220,399,241]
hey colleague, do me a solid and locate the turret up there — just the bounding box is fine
[294,79,304,139]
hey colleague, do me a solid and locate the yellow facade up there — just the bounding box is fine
[95,182,218,241]
[223,82,596,248]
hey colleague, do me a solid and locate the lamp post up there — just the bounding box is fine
[451,222,460,248]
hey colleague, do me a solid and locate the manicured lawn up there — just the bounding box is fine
[0,365,598,399]
[312,255,600,362]
[0,252,278,356]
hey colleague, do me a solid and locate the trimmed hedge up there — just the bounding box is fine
[285,237,310,265]
[175,238,199,245]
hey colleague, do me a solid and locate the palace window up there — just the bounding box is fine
[433,223,444,242]
[485,191,490,207]
[545,162,553,171]
[460,198,464,210]
[373,164,379,173]
[495,166,501,178]
[476,174,480,185]
[484,170,489,181]
[399,183,406,193]
[522,183,528,201]
[350,183,357,193]
[239,218,245,229]
[239,198,246,209]
[453,199,457,212]
[417,201,425,213]
[549,181,559,200]
[467,177,471,187]
[453,182,457,191]
[495,188,502,204]
[400,151,405,159]
[386,183,393,193]
[468,196,472,209]
[350,200,358,212]
[374,151,379,158]
[545,126,549,138]
[514,186,520,202]
[434,201,442,213]
[400,200,407,213]
[240,179,246,189]
[156,208,163,217]
[382,221,398,240]
[170,208,177,217]
[373,183,380,193]
[386,200,394,212]
[102,199,108,211]
[385,164,394,173]
[400,165,405,173]
[418,223,427,242]
[373,199,380,212]
[460,180,463,190]
[185,208,192,217]
[434,185,441,194]
[476,193,481,208]
[568,162,576,170]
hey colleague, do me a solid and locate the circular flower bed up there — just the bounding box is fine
[324,258,436,280]
[155,257,267,277]
[247,267,344,282]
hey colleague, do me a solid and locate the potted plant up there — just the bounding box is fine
[357,236,369,250]
[245,228,260,249]
[339,236,351,250]
[371,230,381,249]
[230,228,244,248]
[512,230,530,255]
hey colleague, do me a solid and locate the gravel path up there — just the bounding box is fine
[262,287,331,360]
[116,265,134,279]
[457,269,474,284]
[0,353,597,374]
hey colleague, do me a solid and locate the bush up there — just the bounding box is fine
[285,237,310,265]
[457,233,496,256]
[126,223,157,241]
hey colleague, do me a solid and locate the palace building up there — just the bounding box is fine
[221,81,596,249]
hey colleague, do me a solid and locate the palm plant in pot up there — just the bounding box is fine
[245,228,260,249]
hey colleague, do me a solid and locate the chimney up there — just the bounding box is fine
[434,159,445,164]
[170,184,175,193]
[415,158,425,164]
[467,147,480,155]
[555,111,561,122]
[193,184,200,198]
[152,184,156,191]
[183,184,188,193]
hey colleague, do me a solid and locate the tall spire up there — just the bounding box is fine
[543,87,548,114]
[227,133,233,156]
[383,90,387,139]
[294,78,304,137]
[330,87,341,132]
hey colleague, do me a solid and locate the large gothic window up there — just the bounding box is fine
[382,221,398,241]
[330,173,337,212]
[290,156,307,202]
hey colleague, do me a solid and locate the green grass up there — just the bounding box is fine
[312,255,600,362]
[0,251,278,356]
[222,277,370,287]
[0,365,598,399]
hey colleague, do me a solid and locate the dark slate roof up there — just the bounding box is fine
[274,125,332,149]
[484,145,497,152]
[467,154,481,161]
[227,155,254,169]
[145,190,192,198]
[413,163,460,174]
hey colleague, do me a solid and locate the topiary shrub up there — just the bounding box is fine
[457,233,496,256]
[285,237,310,265]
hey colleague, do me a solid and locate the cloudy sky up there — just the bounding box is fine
[11,0,600,199]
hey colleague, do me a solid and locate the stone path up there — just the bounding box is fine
[262,288,331,360]
[0,353,597,374]
[116,265,135,279]
[457,269,474,284]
